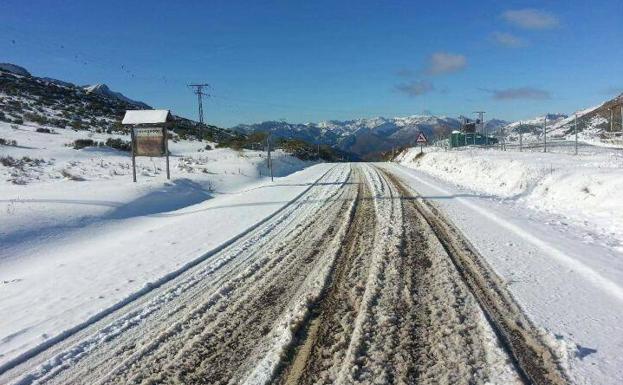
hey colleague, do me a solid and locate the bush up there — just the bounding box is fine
[205,144,213,150]
[73,139,97,149]
[1,156,17,167]
[36,127,52,134]
[105,138,132,152]
[1,155,45,168]
[70,120,84,130]
[13,118,23,124]
[0,138,18,146]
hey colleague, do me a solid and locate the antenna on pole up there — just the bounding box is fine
[473,111,486,146]
[188,83,211,134]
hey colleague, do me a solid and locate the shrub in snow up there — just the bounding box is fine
[105,138,131,152]
[0,138,18,146]
[36,127,52,134]
[73,138,97,149]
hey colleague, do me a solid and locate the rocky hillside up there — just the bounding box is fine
[0,67,149,132]
[0,65,233,142]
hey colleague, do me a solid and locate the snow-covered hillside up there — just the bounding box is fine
[0,67,146,132]
[501,94,623,146]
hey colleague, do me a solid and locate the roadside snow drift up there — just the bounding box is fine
[397,147,623,248]
[0,121,318,367]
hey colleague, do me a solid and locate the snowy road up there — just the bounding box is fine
[0,164,568,385]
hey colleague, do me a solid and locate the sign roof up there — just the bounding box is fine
[122,110,172,125]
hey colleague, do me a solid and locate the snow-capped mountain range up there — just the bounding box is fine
[235,92,622,158]
[233,115,509,159]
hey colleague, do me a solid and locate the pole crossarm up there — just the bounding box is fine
[188,83,211,126]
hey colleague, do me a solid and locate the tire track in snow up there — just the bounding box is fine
[2,165,351,385]
[381,166,568,385]
[277,164,523,385]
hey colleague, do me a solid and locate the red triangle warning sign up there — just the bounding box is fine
[416,132,428,144]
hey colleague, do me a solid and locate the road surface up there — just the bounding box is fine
[0,164,567,385]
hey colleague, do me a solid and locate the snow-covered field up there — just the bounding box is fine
[0,121,319,366]
[397,146,623,251]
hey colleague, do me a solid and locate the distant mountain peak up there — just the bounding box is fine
[82,83,150,109]
[0,63,31,77]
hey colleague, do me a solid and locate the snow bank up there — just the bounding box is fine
[397,147,623,245]
[0,121,321,367]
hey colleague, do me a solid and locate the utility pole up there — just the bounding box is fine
[610,108,614,132]
[188,83,210,134]
[543,115,547,153]
[574,114,578,155]
[474,111,486,146]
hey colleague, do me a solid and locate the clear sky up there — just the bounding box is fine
[1,0,621,127]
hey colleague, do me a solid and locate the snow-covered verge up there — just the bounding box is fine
[384,163,623,385]
[0,121,321,367]
[396,147,623,250]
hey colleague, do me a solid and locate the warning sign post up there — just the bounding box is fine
[416,132,428,153]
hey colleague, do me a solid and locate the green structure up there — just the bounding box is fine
[450,131,498,148]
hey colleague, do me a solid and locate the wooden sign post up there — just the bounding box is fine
[122,110,173,183]
[130,127,169,182]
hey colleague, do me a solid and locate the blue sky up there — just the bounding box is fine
[1,0,621,127]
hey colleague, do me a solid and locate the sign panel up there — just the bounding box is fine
[133,127,166,157]
[416,132,428,144]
